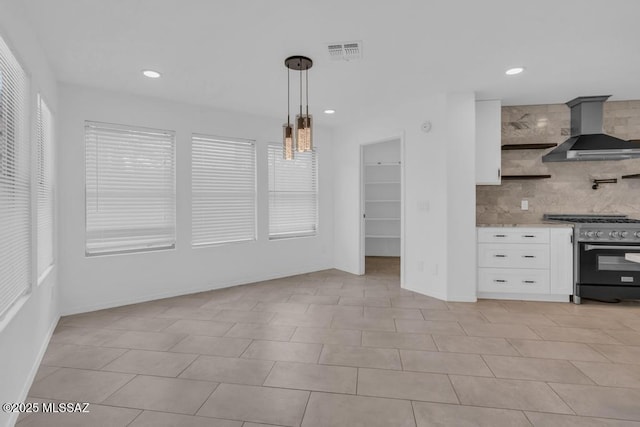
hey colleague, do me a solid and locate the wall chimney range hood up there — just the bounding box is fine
[542,95,640,162]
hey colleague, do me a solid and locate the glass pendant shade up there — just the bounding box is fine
[283,123,295,160]
[295,114,313,152]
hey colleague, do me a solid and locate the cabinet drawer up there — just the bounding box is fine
[478,268,550,294]
[477,228,550,244]
[478,243,550,269]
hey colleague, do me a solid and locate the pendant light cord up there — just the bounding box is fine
[287,68,290,124]
[299,65,303,116]
[306,68,309,117]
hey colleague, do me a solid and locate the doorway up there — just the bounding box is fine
[361,138,403,280]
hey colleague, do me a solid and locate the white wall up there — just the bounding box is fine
[58,85,334,315]
[0,3,59,427]
[333,93,477,302]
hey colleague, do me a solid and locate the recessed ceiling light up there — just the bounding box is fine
[505,67,524,75]
[142,70,161,79]
[324,109,336,114]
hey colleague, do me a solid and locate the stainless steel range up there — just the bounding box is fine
[544,214,640,304]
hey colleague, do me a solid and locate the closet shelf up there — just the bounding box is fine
[364,162,401,166]
[366,235,401,239]
[365,181,401,185]
[365,218,401,221]
[501,143,557,150]
[365,199,401,203]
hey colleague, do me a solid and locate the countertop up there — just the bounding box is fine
[477,223,574,228]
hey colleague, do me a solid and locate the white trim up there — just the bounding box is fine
[477,292,570,302]
[7,315,59,427]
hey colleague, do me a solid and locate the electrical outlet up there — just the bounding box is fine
[521,199,529,211]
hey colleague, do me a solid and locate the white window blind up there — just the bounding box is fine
[85,121,176,255]
[0,34,31,318]
[36,94,54,279]
[268,144,317,239]
[192,134,256,246]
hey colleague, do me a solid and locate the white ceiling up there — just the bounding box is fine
[17,0,640,126]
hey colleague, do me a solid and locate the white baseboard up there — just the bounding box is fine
[478,292,571,302]
[61,263,333,316]
[9,315,59,427]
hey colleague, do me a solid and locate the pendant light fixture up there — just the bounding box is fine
[284,55,313,157]
[282,65,294,160]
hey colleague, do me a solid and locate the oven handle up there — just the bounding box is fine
[584,244,640,251]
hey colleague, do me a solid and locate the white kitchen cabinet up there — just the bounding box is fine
[475,100,502,185]
[477,226,573,301]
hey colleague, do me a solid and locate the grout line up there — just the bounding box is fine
[545,382,577,416]
[193,381,220,416]
[123,408,144,427]
[445,374,462,405]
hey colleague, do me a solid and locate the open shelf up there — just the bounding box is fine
[365,218,400,221]
[501,174,552,180]
[365,199,401,203]
[365,181,401,185]
[364,162,401,166]
[501,143,557,150]
[366,235,401,239]
[622,174,640,179]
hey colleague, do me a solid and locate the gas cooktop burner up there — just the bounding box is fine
[544,214,640,224]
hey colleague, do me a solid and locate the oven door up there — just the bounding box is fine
[579,242,640,286]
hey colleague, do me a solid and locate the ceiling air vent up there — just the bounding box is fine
[327,41,362,61]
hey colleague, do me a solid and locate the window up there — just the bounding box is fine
[0,34,30,317]
[192,134,256,246]
[268,144,317,239]
[36,94,54,279]
[85,121,176,255]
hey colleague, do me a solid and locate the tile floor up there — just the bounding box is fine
[18,256,640,426]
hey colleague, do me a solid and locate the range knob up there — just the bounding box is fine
[595,231,604,238]
[610,231,619,239]
[620,231,629,238]
[586,231,595,238]
[635,231,640,238]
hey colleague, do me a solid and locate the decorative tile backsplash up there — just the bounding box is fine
[476,100,640,224]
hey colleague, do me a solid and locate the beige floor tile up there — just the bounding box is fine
[390,296,449,310]
[270,312,333,328]
[433,335,519,356]
[509,339,610,362]
[462,323,541,340]
[450,375,573,414]
[128,411,242,427]
[105,316,177,332]
[338,297,391,307]
[59,312,125,329]
[155,306,221,320]
[330,316,396,332]
[573,361,640,388]
[531,326,622,344]
[290,327,361,345]
[357,367,458,403]
[212,310,275,324]
[300,392,415,427]
[252,302,309,314]
[319,345,401,370]
[524,411,640,426]
[162,319,235,337]
[602,330,640,346]
[364,307,424,319]
[41,343,126,370]
[483,355,594,384]
[16,404,140,427]
[288,295,339,305]
[202,300,258,311]
[28,368,134,403]
[264,361,357,394]
[395,319,465,335]
[103,375,217,414]
[420,309,487,323]
[169,335,252,357]
[198,384,309,427]
[545,314,631,330]
[32,366,59,383]
[413,402,532,427]
[550,383,640,421]
[448,300,508,312]
[102,330,187,351]
[306,304,363,317]
[243,424,286,427]
[400,350,493,376]
[241,340,322,363]
[179,355,273,385]
[362,331,436,350]
[316,288,364,298]
[591,344,640,364]
[50,326,124,346]
[102,349,197,377]
[224,323,295,341]
[482,311,556,326]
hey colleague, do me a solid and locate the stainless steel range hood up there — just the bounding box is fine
[542,95,640,162]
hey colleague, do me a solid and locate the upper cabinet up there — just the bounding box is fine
[475,100,502,185]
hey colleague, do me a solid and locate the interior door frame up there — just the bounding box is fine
[359,135,406,286]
